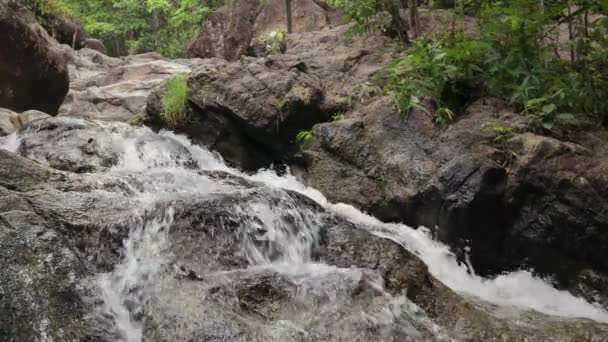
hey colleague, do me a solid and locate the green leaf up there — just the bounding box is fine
[433,52,447,61]
[541,103,557,114]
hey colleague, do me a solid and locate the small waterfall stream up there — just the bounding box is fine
[2,119,608,341]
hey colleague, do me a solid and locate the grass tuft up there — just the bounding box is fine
[160,75,189,127]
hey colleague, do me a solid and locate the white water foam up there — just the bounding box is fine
[330,203,608,323]
[7,120,607,326]
[0,132,20,153]
[123,129,608,323]
[97,209,174,342]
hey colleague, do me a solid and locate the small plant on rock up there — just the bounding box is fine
[296,130,314,148]
[433,107,455,129]
[481,121,517,168]
[259,31,287,54]
[160,75,190,127]
[274,97,289,112]
[332,112,346,121]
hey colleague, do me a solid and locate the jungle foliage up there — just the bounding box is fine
[335,0,608,136]
[20,0,223,57]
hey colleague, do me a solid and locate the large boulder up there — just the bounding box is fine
[187,0,342,60]
[148,55,340,170]
[303,97,509,271]
[0,1,70,115]
[152,26,392,170]
[254,0,343,36]
[60,51,200,122]
[503,132,608,303]
[301,96,608,306]
[0,108,50,136]
[84,38,107,55]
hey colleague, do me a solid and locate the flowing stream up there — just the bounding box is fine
[2,120,608,341]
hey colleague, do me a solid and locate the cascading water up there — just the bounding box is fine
[2,118,608,341]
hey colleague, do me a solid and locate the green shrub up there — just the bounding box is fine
[380,38,487,126]
[296,130,314,148]
[160,75,190,127]
[258,31,287,54]
[481,121,516,168]
[327,0,410,40]
[377,0,608,135]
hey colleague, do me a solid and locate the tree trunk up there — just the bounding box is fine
[286,0,293,33]
[408,0,420,38]
[567,4,575,65]
[385,0,409,43]
[71,18,77,49]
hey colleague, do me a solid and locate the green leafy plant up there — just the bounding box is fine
[160,75,190,127]
[23,0,224,57]
[332,112,346,121]
[376,0,608,136]
[433,107,455,128]
[327,0,416,41]
[273,97,289,112]
[381,38,487,127]
[296,130,314,147]
[259,31,287,54]
[327,0,388,35]
[481,121,516,168]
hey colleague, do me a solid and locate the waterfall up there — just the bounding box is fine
[2,119,607,341]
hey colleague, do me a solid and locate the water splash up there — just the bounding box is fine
[237,196,322,267]
[330,203,608,323]
[97,209,174,342]
[105,123,608,324]
[0,132,20,153]
[8,117,608,333]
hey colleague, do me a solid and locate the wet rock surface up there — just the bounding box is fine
[17,117,197,173]
[302,95,608,308]
[146,14,608,305]
[2,1,608,339]
[1,118,607,341]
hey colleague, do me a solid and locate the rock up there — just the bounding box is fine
[2,117,607,341]
[60,52,198,122]
[186,0,261,61]
[147,55,340,170]
[303,97,509,271]
[155,26,391,170]
[84,38,107,55]
[18,109,52,125]
[301,95,608,307]
[0,108,19,136]
[17,117,197,173]
[0,108,51,136]
[254,0,343,36]
[0,1,70,115]
[0,210,96,342]
[503,132,608,304]
[187,0,342,60]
